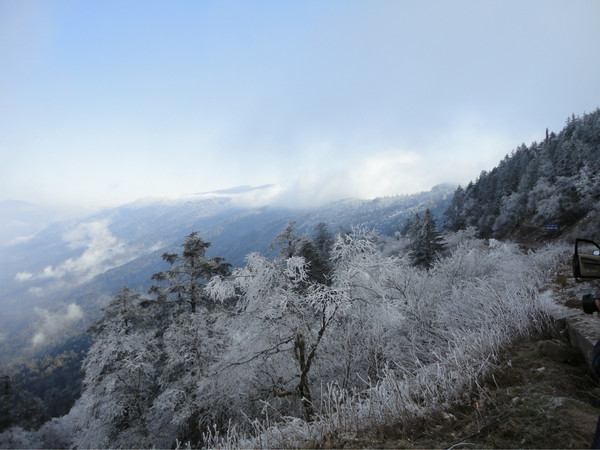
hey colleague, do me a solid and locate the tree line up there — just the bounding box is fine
[444,109,600,238]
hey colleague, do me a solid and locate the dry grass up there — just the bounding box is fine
[324,334,600,449]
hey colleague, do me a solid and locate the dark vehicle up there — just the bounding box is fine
[573,238,600,280]
[573,239,600,313]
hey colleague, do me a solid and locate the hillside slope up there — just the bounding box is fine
[445,109,600,241]
[0,183,454,364]
[0,185,454,431]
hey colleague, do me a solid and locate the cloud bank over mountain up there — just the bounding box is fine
[1,2,598,209]
[14,220,139,294]
[31,303,84,347]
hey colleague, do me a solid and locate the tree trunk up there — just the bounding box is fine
[294,333,314,421]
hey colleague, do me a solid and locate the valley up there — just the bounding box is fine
[1,110,599,448]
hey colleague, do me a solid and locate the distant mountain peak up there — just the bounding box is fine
[197,185,276,196]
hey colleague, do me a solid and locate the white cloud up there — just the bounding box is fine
[270,122,514,208]
[15,271,33,282]
[348,149,426,198]
[28,286,46,296]
[229,185,286,208]
[6,234,36,246]
[171,185,286,209]
[15,219,136,289]
[273,148,438,207]
[31,303,84,347]
[429,123,515,188]
[38,220,130,283]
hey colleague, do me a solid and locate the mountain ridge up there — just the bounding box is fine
[0,183,455,366]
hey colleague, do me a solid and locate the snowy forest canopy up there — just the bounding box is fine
[444,109,600,238]
[1,225,567,448]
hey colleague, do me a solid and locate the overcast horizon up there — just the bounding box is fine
[2,0,600,210]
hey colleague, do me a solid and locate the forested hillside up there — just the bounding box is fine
[3,109,600,448]
[444,109,600,239]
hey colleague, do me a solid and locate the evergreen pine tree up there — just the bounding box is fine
[410,209,447,269]
[312,222,334,261]
[269,221,306,259]
[149,232,231,314]
[444,186,466,231]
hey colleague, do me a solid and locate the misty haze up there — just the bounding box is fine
[1,1,600,448]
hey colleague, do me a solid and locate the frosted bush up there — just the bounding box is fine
[0,413,76,449]
[0,427,42,449]
[208,231,567,448]
[63,227,568,449]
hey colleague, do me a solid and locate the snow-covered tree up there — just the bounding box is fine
[28,223,574,448]
[73,287,159,448]
[75,231,235,448]
[269,221,332,284]
[445,108,600,238]
[492,191,526,237]
[312,222,334,261]
[207,236,567,449]
[149,311,226,446]
[443,185,466,231]
[575,163,600,210]
[145,233,232,445]
[208,250,347,421]
[149,232,231,314]
[269,220,307,259]
[409,209,447,269]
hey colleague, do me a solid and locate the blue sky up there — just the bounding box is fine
[1,0,600,209]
